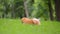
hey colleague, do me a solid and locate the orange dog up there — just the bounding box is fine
[21,17,40,25]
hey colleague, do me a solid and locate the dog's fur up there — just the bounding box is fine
[32,18,40,25]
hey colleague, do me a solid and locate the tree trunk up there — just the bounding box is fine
[23,0,29,17]
[2,1,8,18]
[11,1,16,18]
[11,4,16,18]
[48,0,54,21]
[55,0,60,21]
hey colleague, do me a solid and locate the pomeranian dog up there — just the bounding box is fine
[21,17,40,25]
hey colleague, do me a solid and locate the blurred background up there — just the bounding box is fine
[0,0,60,21]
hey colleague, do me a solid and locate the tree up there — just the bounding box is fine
[2,0,9,18]
[23,0,29,17]
[55,0,60,21]
[48,0,54,20]
[10,0,16,18]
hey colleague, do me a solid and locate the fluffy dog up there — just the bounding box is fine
[21,17,40,25]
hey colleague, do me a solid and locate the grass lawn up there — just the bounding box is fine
[0,18,60,34]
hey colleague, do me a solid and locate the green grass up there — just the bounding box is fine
[0,18,60,34]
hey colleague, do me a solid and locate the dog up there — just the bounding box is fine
[21,17,40,25]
